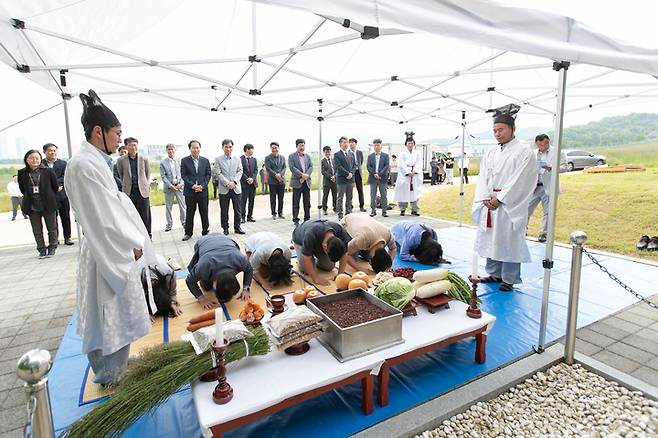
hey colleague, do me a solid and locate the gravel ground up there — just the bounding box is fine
[416,363,658,438]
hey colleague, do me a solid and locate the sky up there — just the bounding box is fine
[1,0,657,160]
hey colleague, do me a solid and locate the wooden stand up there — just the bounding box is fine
[414,294,452,314]
[401,301,418,317]
[284,341,310,355]
[211,340,234,405]
[466,276,482,319]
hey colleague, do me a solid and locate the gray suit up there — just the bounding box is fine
[160,157,186,229]
[215,154,243,231]
[288,152,313,224]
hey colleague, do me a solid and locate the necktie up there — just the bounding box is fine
[327,158,333,174]
[344,151,349,164]
[247,157,252,174]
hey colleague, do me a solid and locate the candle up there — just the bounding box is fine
[215,308,223,344]
[471,253,479,278]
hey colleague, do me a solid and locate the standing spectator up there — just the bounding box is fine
[113,145,127,190]
[240,143,258,223]
[42,143,74,245]
[367,138,389,217]
[320,145,337,215]
[430,156,439,185]
[264,141,286,220]
[394,132,423,216]
[437,155,446,184]
[472,104,537,291]
[181,140,211,241]
[459,152,470,184]
[389,154,398,187]
[7,175,27,220]
[528,134,564,243]
[348,138,366,212]
[444,152,455,185]
[215,139,244,235]
[259,165,268,194]
[18,149,59,258]
[288,138,313,226]
[160,143,186,232]
[333,136,357,219]
[117,137,152,238]
[211,160,220,199]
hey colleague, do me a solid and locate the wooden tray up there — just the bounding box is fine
[413,294,453,314]
[401,301,418,317]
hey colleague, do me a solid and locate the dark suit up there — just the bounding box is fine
[44,158,72,240]
[181,155,211,236]
[17,167,59,251]
[264,154,286,216]
[367,152,390,214]
[321,156,337,213]
[240,155,258,221]
[350,149,365,210]
[288,152,313,224]
[333,149,357,217]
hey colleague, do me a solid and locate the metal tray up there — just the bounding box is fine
[306,288,404,362]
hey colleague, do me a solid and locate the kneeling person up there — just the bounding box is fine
[391,221,443,265]
[292,219,350,286]
[340,213,396,273]
[245,231,293,287]
[186,233,253,309]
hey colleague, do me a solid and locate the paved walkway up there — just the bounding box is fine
[1,184,657,437]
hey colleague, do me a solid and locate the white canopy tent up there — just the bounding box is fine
[2,0,657,351]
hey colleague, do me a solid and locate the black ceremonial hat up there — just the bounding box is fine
[492,103,520,127]
[79,89,119,131]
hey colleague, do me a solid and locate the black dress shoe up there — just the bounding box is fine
[278,214,285,219]
[202,230,209,236]
[234,228,246,235]
[182,235,191,241]
[359,208,367,212]
[370,211,376,217]
[164,227,171,232]
[247,218,256,222]
[382,212,388,217]
[411,211,420,216]
[647,236,658,251]
[223,228,229,235]
[240,218,246,224]
[400,210,406,216]
[637,235,650,250]
[64,239,75,245]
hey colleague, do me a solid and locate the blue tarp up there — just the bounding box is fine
[50,226,655,437]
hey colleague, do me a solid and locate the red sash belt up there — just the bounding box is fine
[486,188,502,228]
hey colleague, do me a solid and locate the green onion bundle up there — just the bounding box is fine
[63,325,270,438]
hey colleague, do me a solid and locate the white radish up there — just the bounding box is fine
[415,280,452,299]
[412,268,449,283]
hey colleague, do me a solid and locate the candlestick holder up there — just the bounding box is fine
[466,276,482,319]
[210,339,234,404]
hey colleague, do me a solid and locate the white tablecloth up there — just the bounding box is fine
[192,298,495,433]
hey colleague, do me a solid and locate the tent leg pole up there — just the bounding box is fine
[536,61,569,353]
[60,70,82,247]
[317,99,324,219]
[458,111,466,227]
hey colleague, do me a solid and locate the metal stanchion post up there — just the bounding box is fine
[17,349,55,438]
[564,231,587,365]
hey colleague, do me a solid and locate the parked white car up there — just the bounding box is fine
[563,150,606,171]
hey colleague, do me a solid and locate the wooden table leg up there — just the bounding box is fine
[475,333,487,364]
[377,362,389,407]
[210,425,223,438]
[361,374,374,415]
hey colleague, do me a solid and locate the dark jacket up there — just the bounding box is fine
[43,158,67,197]
[351,149,364,175]
[264,154,286,185]
[17,167,58,215]
[181,155,211,197]
[333,149,358,185]
[366,152,390,184]
[321,156,336,187]
[240,155,258,188]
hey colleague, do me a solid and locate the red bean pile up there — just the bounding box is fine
[392,267,416,280]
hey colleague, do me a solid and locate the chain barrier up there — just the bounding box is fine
[23,393,36,438]
[582,248,658,310]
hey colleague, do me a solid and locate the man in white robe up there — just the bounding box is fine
[472,104,538,291]
[65,90,155,385]
[394,132,423,216]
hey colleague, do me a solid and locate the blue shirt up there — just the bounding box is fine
[390,221,437,262]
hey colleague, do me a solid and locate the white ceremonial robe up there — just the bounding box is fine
[65,141,156,356]
[394,148,423,203]
[472,138,538,263]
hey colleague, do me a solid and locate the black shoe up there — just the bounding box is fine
[164,227,171,232]
[400,210,406,216]
[538,234,547,243]
[337,213,343,220]
[382,212,388,217]
[64,238,75,246]
[322,210,328,215]
[272,214,277,220]
[370,211,376,217]
[38,249,47,259]
[234,228,246,235]
[201,230,209,236]
[278,214,285,219]
[411,211,420,216]
[11,217,15,221]
[648,236,658,251]
[247,218,256,222]
[223,228,229,235]
[360,208,367,212]
[637,235,650,250]
[47,247,56,257]
[182,235,191,241]
[240,218,246,224]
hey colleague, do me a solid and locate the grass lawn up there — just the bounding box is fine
[420,142,658,262]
